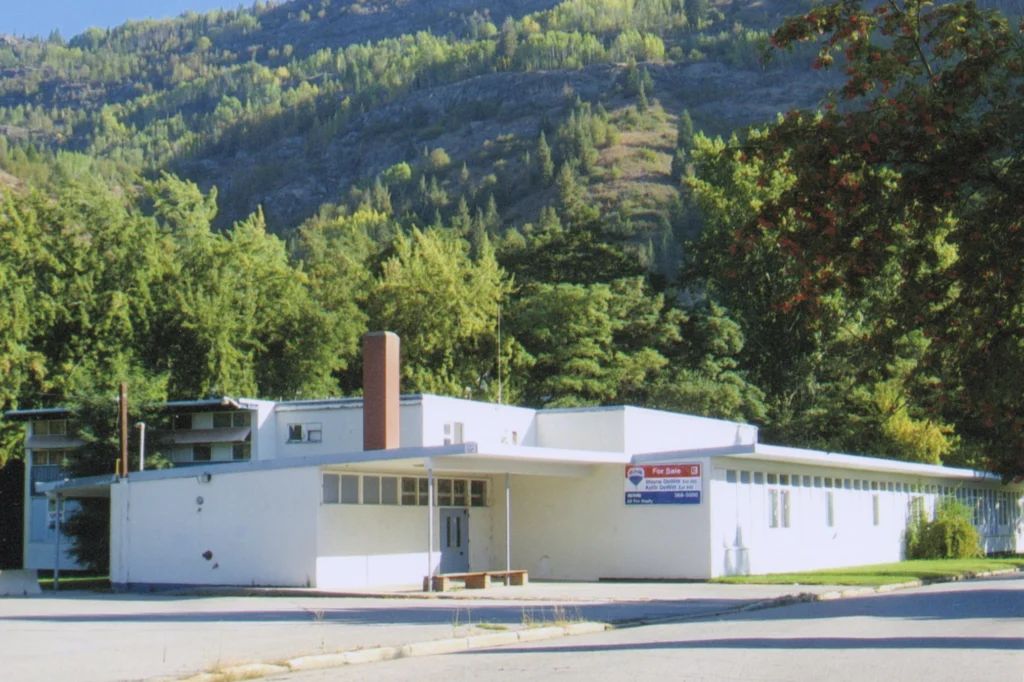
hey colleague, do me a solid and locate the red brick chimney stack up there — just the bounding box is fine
[363,331,400,450]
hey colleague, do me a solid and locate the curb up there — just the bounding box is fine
[612,566,1024,628]
[177,621,610,682]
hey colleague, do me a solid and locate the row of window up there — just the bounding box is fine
[725,468,965,495]
[168,411,252,431]
[32,419,69,436]
[32,449,73,466]
[322,473,488,507]
[732,469,1022,531]
[170,443,251,462]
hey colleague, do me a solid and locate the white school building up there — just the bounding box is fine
[8,333,1024,590]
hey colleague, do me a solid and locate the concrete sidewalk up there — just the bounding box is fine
[0,582,837,682]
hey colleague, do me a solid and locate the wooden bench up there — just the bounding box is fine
[423,570,529,592]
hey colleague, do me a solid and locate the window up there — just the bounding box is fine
[813,476,822,488]
[753,472,764,484]
[769,489,791,528]
[871,481,879,491]
[453,479,467,507]
[827,492,835,527]
[740,471,751,484]
[443,422,465,445]
[887,482,895,492]
[437,479,453,506]
[418,478,429,506]
[854,480,861,491]
[768,473,778,485]
[232,443,251,461]
[33,419,67,436]
[802,476,811,487]
[726,470,737,483]
[322,474,340,504]
[33,450,70,466]
[470,480,487,507]
[288,423,322,443]
[341,475,359,504]
[192,445,212,461]
[824,477,833,488]
[779,474,789,486]
[844,479,853,490]
[873,494,881,526]
[401,477,418,505]
[213,411,251,428]
[173,414,193,430]
[307,424,322,442]
[381,477,398,505]
[363,476,380,504]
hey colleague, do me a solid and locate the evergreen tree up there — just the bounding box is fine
[536,131,554,186]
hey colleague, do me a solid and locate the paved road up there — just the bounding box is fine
[0,582,829,682]
[279,574,1024,682]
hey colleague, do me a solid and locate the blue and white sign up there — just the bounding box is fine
[624,464,702,505]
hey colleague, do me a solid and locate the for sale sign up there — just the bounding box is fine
[624,464,702,505]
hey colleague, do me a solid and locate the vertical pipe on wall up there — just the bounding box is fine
[137,423,146,472]
[119,382,128,479]
[427,458,435,592]
[53,493,61,592]
[505,473,511,586]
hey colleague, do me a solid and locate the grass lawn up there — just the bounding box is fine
[36,572,110,591]
[710,557,1024,587]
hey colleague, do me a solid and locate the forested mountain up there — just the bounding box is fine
[1,0,1022,479]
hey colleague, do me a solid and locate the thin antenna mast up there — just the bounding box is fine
[497,301,503,405]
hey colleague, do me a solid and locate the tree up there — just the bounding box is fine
[147,174,345,400]
[684,0,708,27]
[367,227,517,400]
[536,131,554,186]
[510,278,668,407]
[704,0,1024,477]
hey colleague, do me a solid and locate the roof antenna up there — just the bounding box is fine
[497,301,503,406]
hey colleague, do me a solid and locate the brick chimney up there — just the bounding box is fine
[363,331,400,450]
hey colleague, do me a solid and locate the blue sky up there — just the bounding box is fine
[2,1,247,39]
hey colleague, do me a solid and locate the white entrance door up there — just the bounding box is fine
[440,508,469,573]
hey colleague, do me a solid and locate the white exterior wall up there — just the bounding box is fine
[273,403,425,458]
[535,409,625,452]
[242,399,277,461]
[110,467,319,588]
[710,458,1024,577]
[420,397,537,448]
[505,462,713,580]
[315,470,498,589]
[624,407,756,453]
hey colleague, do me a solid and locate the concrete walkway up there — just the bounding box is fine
[0,582,837,682]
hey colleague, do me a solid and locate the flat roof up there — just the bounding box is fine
[635,444,1013,484]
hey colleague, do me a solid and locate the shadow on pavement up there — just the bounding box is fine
[462,636,1024,654]
[0,598,749,625]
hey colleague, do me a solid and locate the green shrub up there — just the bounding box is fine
[906,496,982,559]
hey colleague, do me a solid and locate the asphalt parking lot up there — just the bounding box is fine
[0,581,835,682]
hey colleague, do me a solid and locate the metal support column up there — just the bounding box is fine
[505,473,511,586]
[53,493,62,592]
[426,458,435,592]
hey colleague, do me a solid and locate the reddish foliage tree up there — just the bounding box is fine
[737,0,1024,478]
